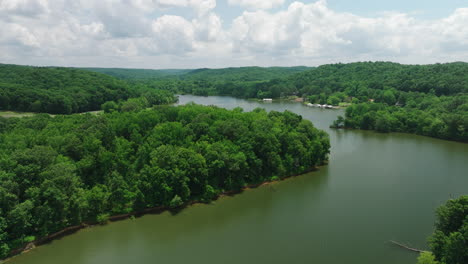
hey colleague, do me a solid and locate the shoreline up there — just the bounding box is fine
[3,166,322,262]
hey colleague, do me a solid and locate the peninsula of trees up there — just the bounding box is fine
[0,104,330,259]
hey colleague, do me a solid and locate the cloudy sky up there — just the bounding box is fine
[0,0,467,69]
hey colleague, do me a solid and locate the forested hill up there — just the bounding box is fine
[83,66,311,82]
[0,64,134,114]
[86,62,466,100]
[83,68,192,80]
[180,66,311,82]
[285,61,468,97]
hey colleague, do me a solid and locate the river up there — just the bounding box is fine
[9,95,468,264]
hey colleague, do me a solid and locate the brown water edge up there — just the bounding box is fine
[3,165,323,263]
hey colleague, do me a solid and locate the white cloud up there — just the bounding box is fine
[230,1,468,62]
[0,22,40,47]
[0,0,49,18]
[151,15,195,54]
[193,13,223,42]
[129,0,216,14]
[0,0,467,68]
[189,0,216,16]
[228,0,285,10]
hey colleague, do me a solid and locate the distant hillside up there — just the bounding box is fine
[83,66,311,82]
[181,66,311,82]
[286,61,468,96]
[0,64,133,114]
[83,68,191,80]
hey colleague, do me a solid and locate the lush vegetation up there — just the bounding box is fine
[83,68,191,80]
[87,62,468,142]
[180,66,310,82]
[97,62,466,101]
[332,94,468,142]
[0,64,179,115]
[0,64,136,114]
[85,66,310,82]
[269,62,467,142]
[85,62,467,102]
[283,62,467,102]
[416,195,467,264]
[278,62,467,142]
[0,104,329,258]
[85,66,311,97]
[100,89,177,113]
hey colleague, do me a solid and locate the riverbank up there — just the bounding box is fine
[3,166,322,263]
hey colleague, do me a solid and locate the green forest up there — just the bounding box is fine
[0,62,466,262]
[84,66,311,97]
[84,66,310,82]
[82,68,192,80]
[5,62,465,142]
[0,64,177,114]
[0,104,330,258]
[416,195,467,264]
[88,62,467,142]
[332,94,468,142]
[91,62,466,100]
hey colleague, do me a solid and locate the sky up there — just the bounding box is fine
[0,0,467,69]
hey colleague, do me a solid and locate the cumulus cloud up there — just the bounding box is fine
[152,15,195,54]
[0,0,467,68]
[230,1,468,62]
[228,0,285,10]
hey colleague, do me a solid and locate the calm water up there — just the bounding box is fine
[9,95,468,264]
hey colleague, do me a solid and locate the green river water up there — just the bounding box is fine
[8,95,468,264]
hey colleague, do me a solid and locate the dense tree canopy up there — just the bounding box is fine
[84,66,311,98]
[0,104,329,259]
[333,94,468,142]
[0,64,180,116]
[0,64,138,114]
[85,66,310,82]
[96,62,467,101]
[84,62,468,102]
[86,62,467,142]
[417,196,468,264]
[83,68,191,80]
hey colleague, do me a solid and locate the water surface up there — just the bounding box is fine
[10,95,468,264]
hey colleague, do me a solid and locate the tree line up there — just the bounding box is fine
[0,104,330,259]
